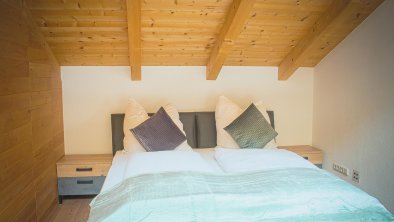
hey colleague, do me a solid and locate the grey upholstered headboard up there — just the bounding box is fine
[111,111,275,155]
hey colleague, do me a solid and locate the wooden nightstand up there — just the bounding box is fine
[278,145,323,168]
[56,154,112,204]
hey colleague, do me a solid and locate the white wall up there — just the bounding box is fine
[62,66,313,154]
[313,0,394,213]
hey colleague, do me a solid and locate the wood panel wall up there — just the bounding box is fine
[0,1,65,221]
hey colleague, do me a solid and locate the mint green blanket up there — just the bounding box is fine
[89,168,393,222]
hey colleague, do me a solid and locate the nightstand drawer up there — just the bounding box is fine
[58,176,105,196]
[57,164,110,177]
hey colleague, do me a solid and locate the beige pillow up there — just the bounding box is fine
[123,98,192,152]
[162,103,192,151]
[123,98,149,153]
[215,96,277,149]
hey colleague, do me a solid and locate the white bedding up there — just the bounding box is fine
[101,149,223,191]
[101,150,129,192]
[92,149,394,222]
[214,147,317,173]
[193,148,224,172]
[102,147,316,192]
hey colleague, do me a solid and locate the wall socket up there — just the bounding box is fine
[352,170,360,183]
[333,163,349,176]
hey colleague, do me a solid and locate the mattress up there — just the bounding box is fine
[101,148,223,192]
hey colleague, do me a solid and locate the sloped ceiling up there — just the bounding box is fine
[29,0,384,80]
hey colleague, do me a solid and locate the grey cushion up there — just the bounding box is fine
[224,104,278,148]
[131,107,186,151]
[195,112,217,148]
[179,113,197,148]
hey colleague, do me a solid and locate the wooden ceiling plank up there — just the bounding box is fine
[126,0,142,80]
[278,0,384,80]
[141,0,232,13]
[31,9,126,17]
[39,27,128,33]
[29,0,381,70]
[254,0,332,13]
[30,0,126,10]
[278,0,350,80]
[206,0,256,80]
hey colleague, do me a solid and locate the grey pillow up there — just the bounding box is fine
[224,104,278,148]
[131,107,186,152]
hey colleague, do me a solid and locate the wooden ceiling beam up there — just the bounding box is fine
[206,0,256,80]
[278,0,350,80]
[126,0,141,80]
[278,0,384,80]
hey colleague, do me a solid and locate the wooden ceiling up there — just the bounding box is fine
[29,0,383,80]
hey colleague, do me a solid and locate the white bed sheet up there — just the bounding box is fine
[101,151,129,192]
[194,148,224,172]
[214,147,317,173]
[101,148,223,192]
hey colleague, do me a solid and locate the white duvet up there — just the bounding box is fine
[102,148,317,192]
[214,147,317,173]
[101,150,215,191]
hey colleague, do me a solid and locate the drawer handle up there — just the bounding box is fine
[77,180,94,185]
[76,167,93,172]
[303,156,309,160]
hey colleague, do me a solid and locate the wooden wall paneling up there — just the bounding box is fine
[0,181,37,222]
[34,149,63,219]
[0,1,65,221]
[29,19,64,222]
[28,47,50,64]
[0,95,31,151]
[0,162,35,216]
[0,58,29,78]
[0,1,29,45]
[0,109,31,135]
[0,77,31,96]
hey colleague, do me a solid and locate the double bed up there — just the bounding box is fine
[87,112,393,221]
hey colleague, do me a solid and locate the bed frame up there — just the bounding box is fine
[111,111,275,155]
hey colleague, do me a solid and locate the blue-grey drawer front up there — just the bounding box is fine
[58,176,105,195]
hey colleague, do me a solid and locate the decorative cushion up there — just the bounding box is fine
[123,98,192,153]
[224,104,278,148]
[215,96,277,149]
[131,107,187,152]
[123,98,149,153]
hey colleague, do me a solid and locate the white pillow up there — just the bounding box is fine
[124,151,214,178]
[123,98,192,152]
[162,103,191,151]
[215,96,277,149]
[214,148,317,173]
[123,98,149,153]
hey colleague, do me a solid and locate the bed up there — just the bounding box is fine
[88,112,393,221]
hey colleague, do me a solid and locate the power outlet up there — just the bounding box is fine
[333,163,349,176]
[352,170,360,183]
